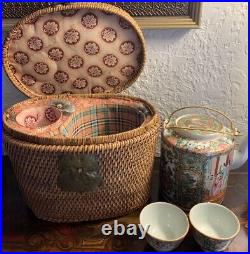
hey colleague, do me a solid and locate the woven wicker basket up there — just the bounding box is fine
[3,3,160,222]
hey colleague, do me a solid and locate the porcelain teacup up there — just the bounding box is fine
[189,202,240,252]
[140,202,189,251]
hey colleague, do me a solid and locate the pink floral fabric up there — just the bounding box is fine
[27,37,43,51]
[7,7,144,95]
[48,47,64,61]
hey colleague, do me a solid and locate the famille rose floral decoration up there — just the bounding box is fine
[6,6,144,96]
[160,107,244,210]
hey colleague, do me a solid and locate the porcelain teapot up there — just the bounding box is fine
[160,106,248,210]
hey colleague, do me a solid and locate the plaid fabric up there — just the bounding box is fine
[60,105,146,138]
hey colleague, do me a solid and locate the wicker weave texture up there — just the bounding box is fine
[4,117,159,222]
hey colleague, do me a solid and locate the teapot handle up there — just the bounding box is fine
[164,105,241,137]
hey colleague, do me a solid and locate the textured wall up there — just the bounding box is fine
[2,2,248,154]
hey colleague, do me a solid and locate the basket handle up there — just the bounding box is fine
[163,106,241,137]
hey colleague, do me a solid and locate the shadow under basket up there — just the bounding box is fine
[3,94,160,222]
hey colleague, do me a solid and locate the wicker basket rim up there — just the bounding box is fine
[3,115,160,151]
[3,93,160,146]
[2,2,146,98]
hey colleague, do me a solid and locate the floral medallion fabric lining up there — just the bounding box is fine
[7,8,143,96]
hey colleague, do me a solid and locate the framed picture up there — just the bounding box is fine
[2,2,201,31]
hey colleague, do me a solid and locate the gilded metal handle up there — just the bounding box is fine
[164,105,241,137]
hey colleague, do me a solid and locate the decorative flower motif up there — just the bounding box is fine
[43,20,59,36]
[87,66,102,77]
[34,62,49,75]
[50,100,75,114]
[14,51,29,65]
[25,15,39,24]
[121,65,135,77]
[27,37,43,51]
[9,64,16,74]
[48,47,64,61]
[21,74,36,86]
[106,76,120,87]
[54,71,69,83]
[101,27,117,42]
[84,41,99,55]
[61,9,78,17]
[120,41,135,55]
[9,28,23,40]
[72,78,88,89]
[45,107,59,122]
[41,83,55,95]
[81,13,98,29]
[119,18,131,29]
[64,29,80,45]
[103,54,118,67]
[68,55,84,69]
[24,115,37,128]
[91,86,105,94]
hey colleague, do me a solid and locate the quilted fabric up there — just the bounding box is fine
[6,8,144,96]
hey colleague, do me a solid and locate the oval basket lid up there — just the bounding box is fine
[3,3,146,98]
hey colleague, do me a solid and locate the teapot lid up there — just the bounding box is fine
[163,106,239,156]
[174,114,223,141]
[3,3,145,98]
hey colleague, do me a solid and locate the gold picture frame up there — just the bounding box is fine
[2,2,202,31]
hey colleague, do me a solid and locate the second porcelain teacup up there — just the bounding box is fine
[189,202,240,252]
[140,202,189,251]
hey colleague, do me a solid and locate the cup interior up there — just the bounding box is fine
[140,202,189,241]
[189,203,240,240]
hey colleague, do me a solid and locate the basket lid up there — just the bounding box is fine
[3,3,145,98]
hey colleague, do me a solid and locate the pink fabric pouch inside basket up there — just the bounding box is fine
[16,106,62,129]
